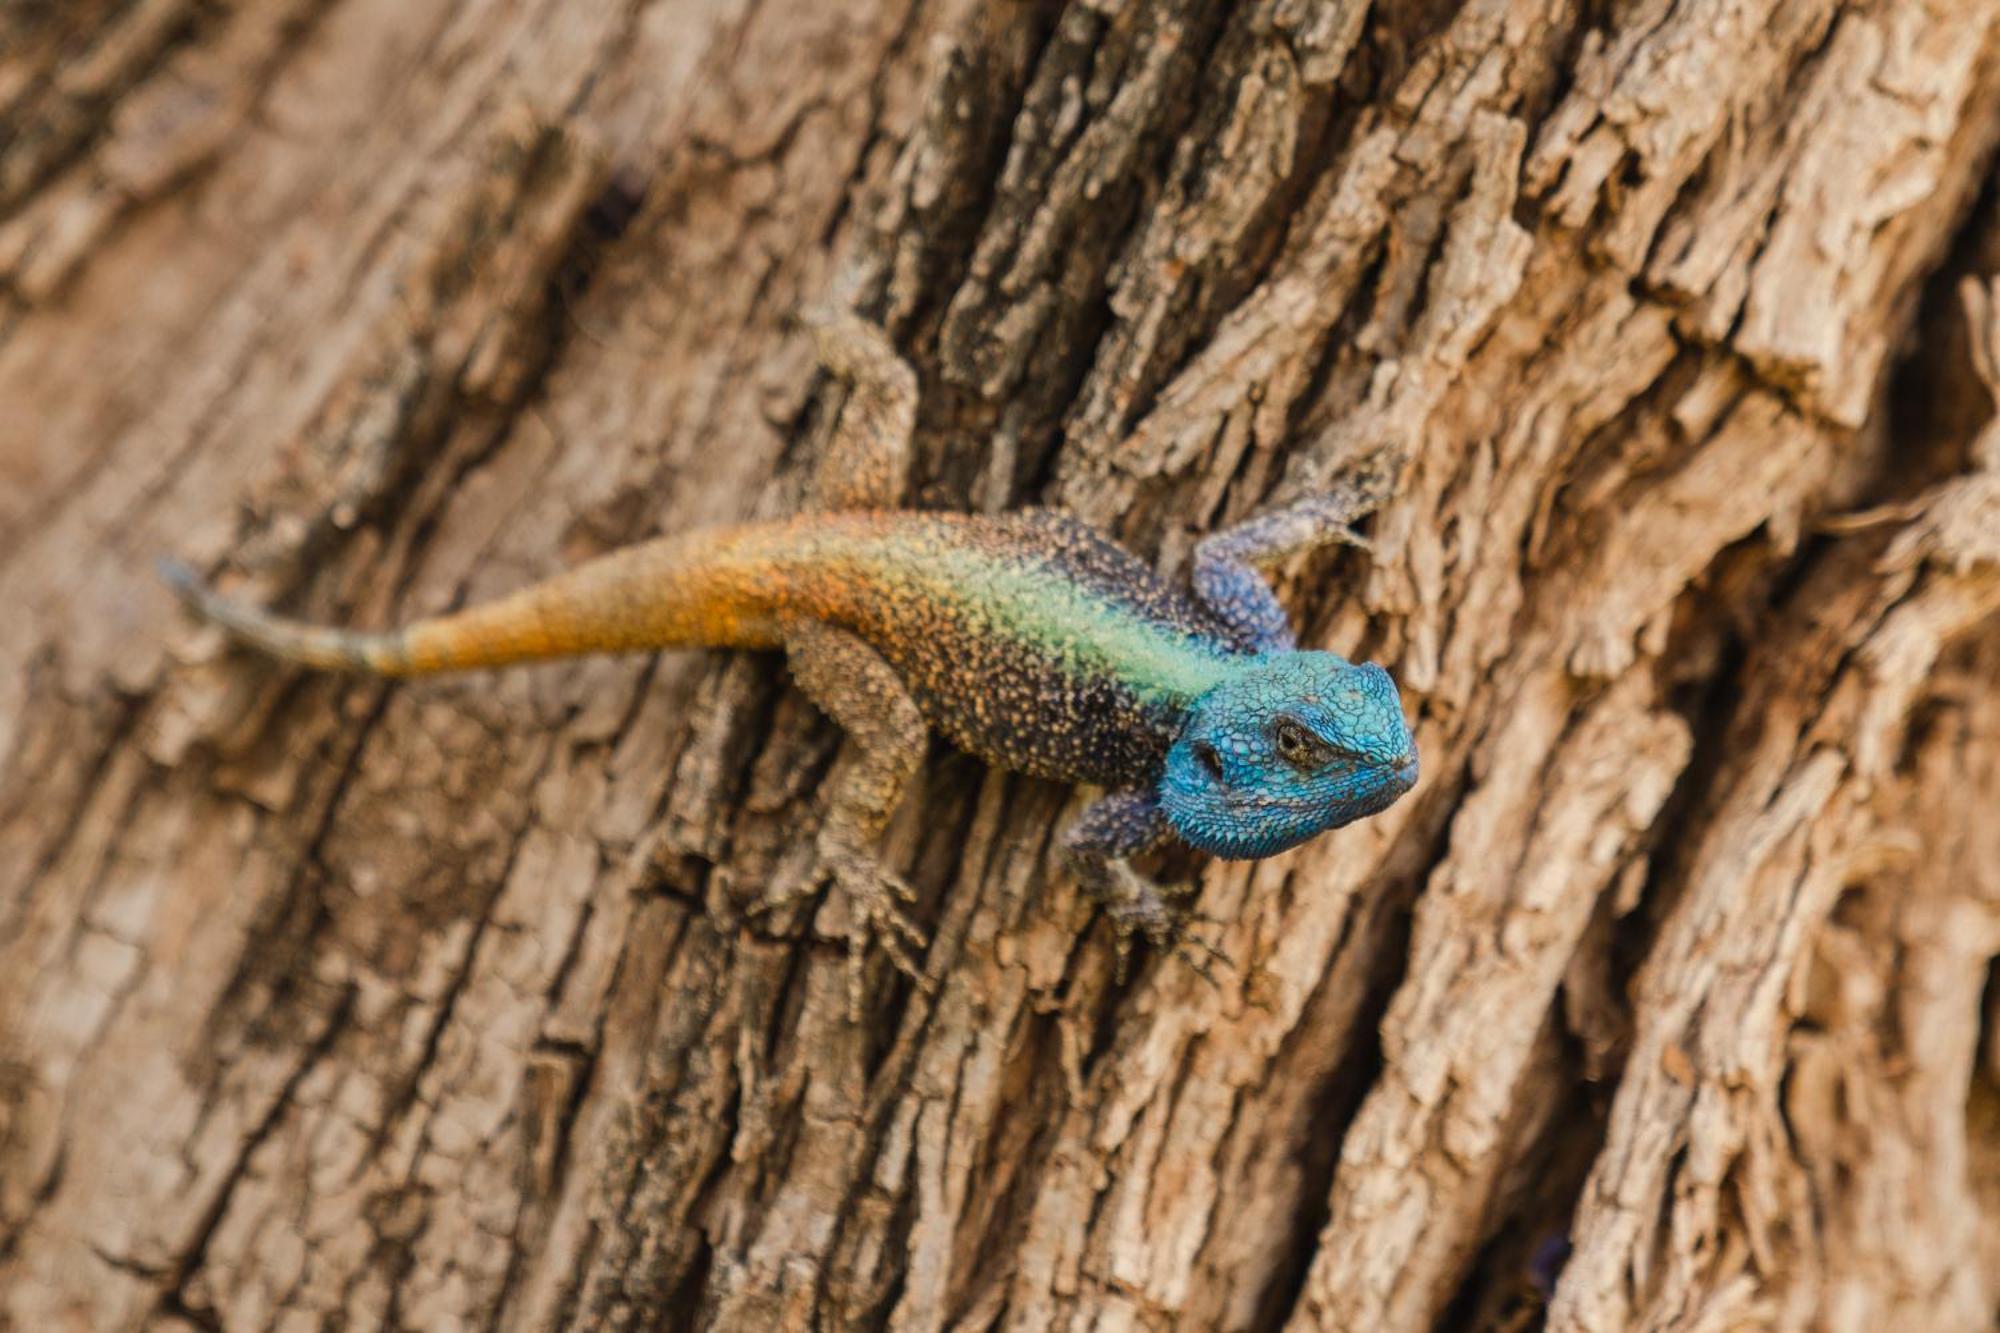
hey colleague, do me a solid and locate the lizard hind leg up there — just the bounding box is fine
[780,618,933,1011]
[800,307,917,511]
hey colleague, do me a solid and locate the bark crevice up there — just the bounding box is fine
[3,3,1998,1330]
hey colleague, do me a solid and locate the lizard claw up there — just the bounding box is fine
[819,847,934,1016]
[1095,863,1235,988]
[1159,907,1235,989]
[746,848,932,1008]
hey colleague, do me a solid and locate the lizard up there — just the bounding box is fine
[163,310,1419,995]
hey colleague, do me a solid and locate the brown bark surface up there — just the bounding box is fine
[3,2,1998,1329]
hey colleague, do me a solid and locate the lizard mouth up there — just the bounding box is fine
[1216,754,1417,824]
[1318,751,1418,827]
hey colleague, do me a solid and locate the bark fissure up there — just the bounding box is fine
[165,980,361,1328]
[4,2,2000,1330]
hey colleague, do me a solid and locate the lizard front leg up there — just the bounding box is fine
[1191,461,1398,651]
[782,618,932,1010]
[1061,791,1225,981]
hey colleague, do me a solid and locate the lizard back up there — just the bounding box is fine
[764,510,1246,785]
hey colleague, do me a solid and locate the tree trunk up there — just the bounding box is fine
[3,1,1998,1329]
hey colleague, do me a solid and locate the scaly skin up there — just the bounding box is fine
[166,311,1418,997]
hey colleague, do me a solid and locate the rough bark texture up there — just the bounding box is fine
[3,2,1999,1330]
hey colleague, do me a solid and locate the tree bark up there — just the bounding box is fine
[3,1,1998,1329]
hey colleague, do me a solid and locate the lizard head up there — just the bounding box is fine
[1161,653,1417,860]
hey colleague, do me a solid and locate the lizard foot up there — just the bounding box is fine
[819,845,933,1015]
[1093,862,1234,987]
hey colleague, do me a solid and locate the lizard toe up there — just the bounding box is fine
[821,849,934,1015]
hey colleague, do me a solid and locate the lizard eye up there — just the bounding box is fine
[1193,740,1225,783]
[1273,719,1321,767]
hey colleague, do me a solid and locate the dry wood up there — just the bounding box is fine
[2,1,1997,1329]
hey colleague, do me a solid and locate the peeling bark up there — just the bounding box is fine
[2,2,1998,1330]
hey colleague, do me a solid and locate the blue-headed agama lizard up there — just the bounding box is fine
[163,310,1419,1000]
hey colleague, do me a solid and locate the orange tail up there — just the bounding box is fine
[160,524,799,676]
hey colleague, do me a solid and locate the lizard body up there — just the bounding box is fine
[167,311,1418,991]
[171,510,1233,785]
